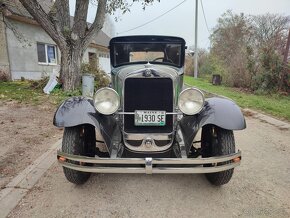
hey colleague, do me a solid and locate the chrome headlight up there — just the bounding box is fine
[178,88,205,115]
[94,87,120,115]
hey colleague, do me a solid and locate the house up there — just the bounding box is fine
[0,0,112,80]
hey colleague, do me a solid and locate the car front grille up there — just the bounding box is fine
[124,77,174,133]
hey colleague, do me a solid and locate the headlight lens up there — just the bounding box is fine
[178,88,204,115]
[94,88,120,115]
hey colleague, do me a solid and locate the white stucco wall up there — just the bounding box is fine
[6,19,60,80]
[83,47,111,75]
[5,18,111,80]
[98,57,110,75]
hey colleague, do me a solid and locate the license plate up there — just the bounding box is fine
[134,110,166,126]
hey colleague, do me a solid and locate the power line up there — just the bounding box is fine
[117,0,188,35]
[200,0,210,34]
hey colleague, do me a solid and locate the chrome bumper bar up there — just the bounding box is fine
[57,150,241,174]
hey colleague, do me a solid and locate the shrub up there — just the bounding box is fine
[0,69,9,82]
[81,63,110,88]
[29,77,49,90]
[251,51,283,93]
[184,56,194,76]
[199,55,227,82]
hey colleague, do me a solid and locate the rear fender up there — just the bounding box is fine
[53,97,121,155]
[179,97,246,155]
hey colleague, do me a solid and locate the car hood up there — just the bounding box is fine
[112,63,182,88]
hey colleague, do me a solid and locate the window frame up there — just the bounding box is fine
[37,42,58,65]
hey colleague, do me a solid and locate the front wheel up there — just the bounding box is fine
[62,125,96,185]
[201,125,235,186]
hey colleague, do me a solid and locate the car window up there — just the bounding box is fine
[129,51,164,62]
[112,42,182,67]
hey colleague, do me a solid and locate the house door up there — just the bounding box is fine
[88,52,98,68]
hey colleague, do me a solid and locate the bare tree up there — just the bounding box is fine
[251,13,289,54]
[210,10,253,87]
[209,11,290,91]
[281,29,290,92]
[184,46,209,76]
[18,0,158,90]
[250,14,290,92]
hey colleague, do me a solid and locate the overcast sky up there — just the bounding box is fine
[111,0,290,48]
[78,0,290,48]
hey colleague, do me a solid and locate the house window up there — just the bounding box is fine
[37,43,57,64]
[98,53,109,58]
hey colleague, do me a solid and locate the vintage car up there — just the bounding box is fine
[54,35,246,186]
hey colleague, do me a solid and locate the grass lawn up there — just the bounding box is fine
[0,81,80,106]
[184,76,290,121]
[1,79,290,121]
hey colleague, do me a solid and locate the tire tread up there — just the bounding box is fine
[62,126,93,185]
[203,126,235,186]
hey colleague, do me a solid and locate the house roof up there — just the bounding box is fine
[92,29,110,47]
[68,16,110,47]
[1,0,54,18]
[1,0,110,47]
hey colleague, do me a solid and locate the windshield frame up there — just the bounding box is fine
[109,36,186,68]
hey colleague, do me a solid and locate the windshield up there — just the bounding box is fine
[111,42,183,67]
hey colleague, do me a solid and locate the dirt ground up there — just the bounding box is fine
[4,115,290,218]
[0,101,62,189]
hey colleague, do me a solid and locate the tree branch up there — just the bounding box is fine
[19,0,66,49]
[50,0,70,35]
[2,14,31,47]
[82,0,107,50]
[71,0,89,41]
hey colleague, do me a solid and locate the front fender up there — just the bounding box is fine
[53,97,97,128]
[179,97,246,154]
[53,96,121,155]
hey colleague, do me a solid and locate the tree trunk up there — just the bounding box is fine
[60,48,82,91]
[18,0,107,91]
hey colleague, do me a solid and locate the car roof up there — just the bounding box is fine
[110,35,186,46]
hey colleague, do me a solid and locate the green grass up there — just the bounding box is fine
[184,76,290,121]
[1,79,290,121]
[0,81,80,106]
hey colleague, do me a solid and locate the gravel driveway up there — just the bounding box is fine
[0,102,62,189]
[7,116,290,218]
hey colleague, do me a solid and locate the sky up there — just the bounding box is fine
[78,0,290,48]
[112,0,290,48]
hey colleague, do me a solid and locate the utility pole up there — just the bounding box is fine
[194,0,198,78]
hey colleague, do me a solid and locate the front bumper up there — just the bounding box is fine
[57,150,241,174]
